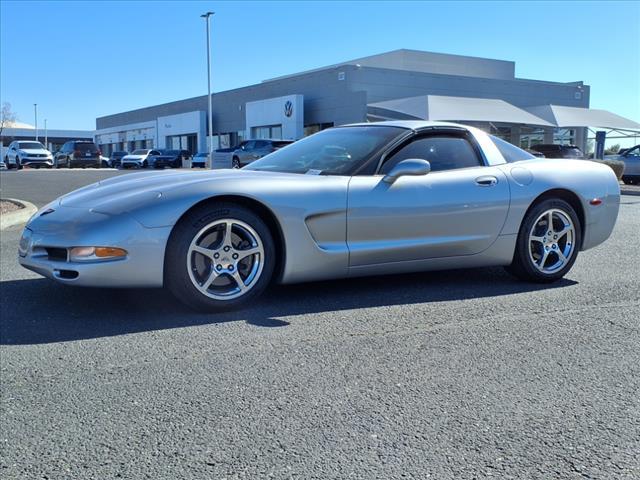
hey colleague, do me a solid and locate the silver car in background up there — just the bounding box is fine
[606,144,640,185]
[18,121,620,312]
[231,139,294,168]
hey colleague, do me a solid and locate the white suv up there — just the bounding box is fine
[4,141,53,169]
[121,149,161,169]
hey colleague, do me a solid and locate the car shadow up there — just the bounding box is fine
[1,268,577,345]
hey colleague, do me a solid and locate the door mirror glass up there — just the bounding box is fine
[382,159,431,183]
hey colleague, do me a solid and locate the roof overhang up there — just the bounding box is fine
[524,104,640,132]
[368,95,555,127]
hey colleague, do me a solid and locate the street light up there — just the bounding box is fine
[201,11,214,169]
[34,103,38,141]
[44,119,48,150]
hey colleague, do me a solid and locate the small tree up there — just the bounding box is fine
[0,102,17,139]
[604,144,621,155]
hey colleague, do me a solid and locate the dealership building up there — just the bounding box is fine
[95,49,639,155]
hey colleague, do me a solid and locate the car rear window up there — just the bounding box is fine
[74,143,98,153]
[490,136,536,163]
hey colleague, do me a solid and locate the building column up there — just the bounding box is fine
[510,126,521,145]
[543,128,554,144]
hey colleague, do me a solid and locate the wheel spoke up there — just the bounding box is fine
[530,235,545,244]
[538,250,550,268]
[229,270,247,292]
[193,245,216,259]
[557,249,568,264]
[200,268,219,290]
[556,225,571,239]
[222,221,233,247]
[546,211,554,231]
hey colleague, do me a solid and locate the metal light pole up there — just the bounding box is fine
[44,119,48,150]
[34,104,38,141]
[201,11,214,169]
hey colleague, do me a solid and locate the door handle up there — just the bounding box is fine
[475,176,498,186]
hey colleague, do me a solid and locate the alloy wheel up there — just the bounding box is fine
[187,219,264,300]
[528,208,575,274]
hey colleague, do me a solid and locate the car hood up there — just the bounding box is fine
[20,148,50,155]
[122,155,146,160]
[57,168,332,213]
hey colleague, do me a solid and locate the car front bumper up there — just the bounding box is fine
[18,206,172,288]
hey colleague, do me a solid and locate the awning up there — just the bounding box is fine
[368,95,555,126]
[524,105,640,132]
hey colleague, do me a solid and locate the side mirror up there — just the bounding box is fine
[382,159,431,184]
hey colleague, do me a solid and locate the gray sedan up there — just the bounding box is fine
[606,144,640,185]
[18,121,620,312]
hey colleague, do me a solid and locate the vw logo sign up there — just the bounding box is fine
[284,100,293,118]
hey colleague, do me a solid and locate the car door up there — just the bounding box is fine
[622,146,640,177]
[347,132,510,267]
[238,141,255,164]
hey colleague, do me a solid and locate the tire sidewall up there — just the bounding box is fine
[513,198,582,282]
[165,203,275,312]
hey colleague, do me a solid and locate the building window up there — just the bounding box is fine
[166,134,196,154]
[304,122,334,137]
[251,124,282,140]
[554,129,576,146]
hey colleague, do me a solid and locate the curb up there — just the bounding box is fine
[1,198,38,230]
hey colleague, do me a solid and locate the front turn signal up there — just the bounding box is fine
[69,246,127,262]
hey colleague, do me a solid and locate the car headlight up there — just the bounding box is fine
[69,246,128,262]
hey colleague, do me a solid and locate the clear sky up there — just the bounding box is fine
[1,0,639,132]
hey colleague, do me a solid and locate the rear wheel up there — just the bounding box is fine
[506,198,581,283]
[165,203,275,312]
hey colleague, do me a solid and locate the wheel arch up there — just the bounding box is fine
[524,188,586,249]
[167,194,287,283]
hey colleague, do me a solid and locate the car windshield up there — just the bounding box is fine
[161,150,180,155]
[246,126,406,175]
[132,150,149,155]
[18,142,45,150]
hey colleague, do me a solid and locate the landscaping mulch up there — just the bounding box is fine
[0,199,23,215]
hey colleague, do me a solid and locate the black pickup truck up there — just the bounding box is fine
[148,150,191,169]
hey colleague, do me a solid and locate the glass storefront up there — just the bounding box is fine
[250,124,283,139]
[166,134,196,154]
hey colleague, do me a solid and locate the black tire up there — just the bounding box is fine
[142,160,148,168]
[5,157,12,169]
[506,198,581,283]
[165,202,276,312]
[232,157,241,169]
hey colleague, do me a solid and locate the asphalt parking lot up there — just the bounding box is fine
[1,169,639,479]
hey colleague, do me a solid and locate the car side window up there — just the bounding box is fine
[626,147,639,157]
[380,135,482,174]
[243,141,256,150]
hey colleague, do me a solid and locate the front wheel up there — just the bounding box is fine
[165,203,275,312]
[232,157,241,169]
[506,198,581,283]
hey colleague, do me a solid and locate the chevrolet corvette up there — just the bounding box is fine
[19,121,620,311]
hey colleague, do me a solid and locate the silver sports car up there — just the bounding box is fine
[19,121,620,312]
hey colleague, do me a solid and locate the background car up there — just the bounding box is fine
[121,149,161,168]
[0,159,6,170]
[100,155,110,168]
[191,152,209,168]
[530,144,585,159]
[231,139,294,168]
[108,151,129,168]
[54,141,102,168]
[606,144,640,184]
[4,141,53,169]
[149,149,191,169]
[526,149,545,158]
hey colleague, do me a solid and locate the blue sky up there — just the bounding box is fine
[1,0,639,131]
